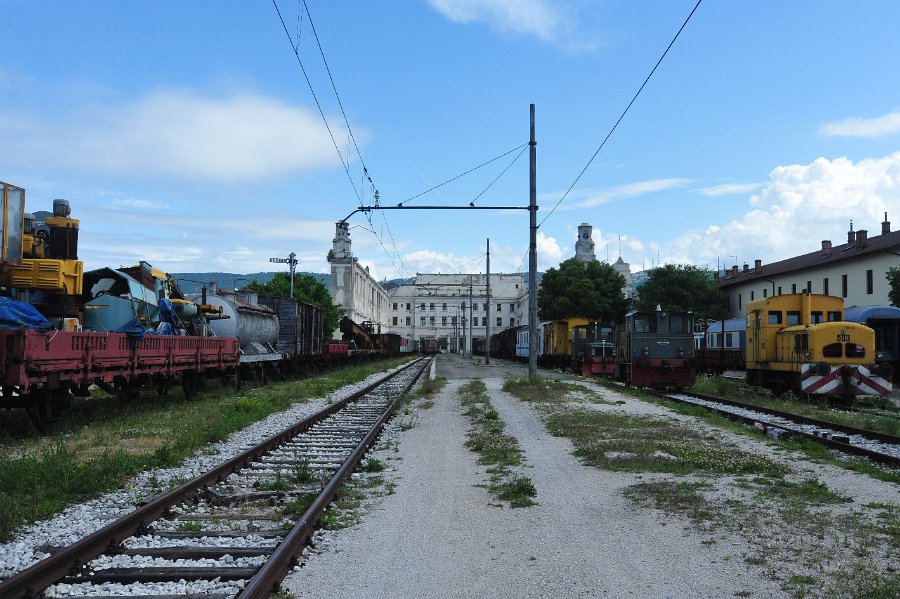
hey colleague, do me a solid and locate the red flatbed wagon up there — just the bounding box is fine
[0,329,239,419]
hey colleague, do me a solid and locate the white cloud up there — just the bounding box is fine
[665,152,900,268]
[820,109,900,138]
[106,198,169,211]
[0,89,357,181]
[426,0,591,48]
[572,178,691,208]
[536,231,564,268]
[695,182,764,197]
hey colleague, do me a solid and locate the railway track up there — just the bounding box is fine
[0,356,432,599]
[657,389,900,467]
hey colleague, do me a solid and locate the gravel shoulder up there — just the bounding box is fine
[283,355,786,598]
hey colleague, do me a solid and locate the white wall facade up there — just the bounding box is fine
[386,273,528,354]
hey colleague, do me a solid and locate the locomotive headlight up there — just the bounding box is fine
[804,350,811,360]
[642,346,649,357]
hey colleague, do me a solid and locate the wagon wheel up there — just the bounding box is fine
[155,375,171,396]
[24,389,50,432]
[182,372,198,400]
[49,388,73,418]
[115,380,141,401]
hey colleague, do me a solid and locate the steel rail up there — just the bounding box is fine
[655,390,900,468]
[0,357,427,599]
[682,390,900,445]
[238,356,431,597]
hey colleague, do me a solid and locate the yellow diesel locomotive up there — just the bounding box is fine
[745,292,892,402]
[539,317,590,369]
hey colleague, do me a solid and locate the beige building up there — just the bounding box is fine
[328,221,390,338]
[387,273,528,354]
[718,215,900,318]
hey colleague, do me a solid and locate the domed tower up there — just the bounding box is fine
[575,223,596,262]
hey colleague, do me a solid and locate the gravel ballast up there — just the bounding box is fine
[283,356,788,598]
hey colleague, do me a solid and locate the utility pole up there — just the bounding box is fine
[468,275,474,357]
[528,103,538,376]
[485,238,491,365]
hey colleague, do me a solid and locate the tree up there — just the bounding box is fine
[634,264,725,319]
[538,258,626,322]
[887,267,900,307]
[248,273,341,337]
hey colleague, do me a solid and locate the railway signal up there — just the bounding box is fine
[270,252,298,298]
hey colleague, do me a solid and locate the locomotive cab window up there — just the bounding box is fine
[633,315,656,333]
[786,311,801,325]
[668,315,689,333]
[811,311,824,324]
[845,343,866,358]
[767,311,783,325]
[828,311,842,322]
[822,343,842,358]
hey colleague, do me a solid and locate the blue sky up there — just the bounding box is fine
[3,0,900,282]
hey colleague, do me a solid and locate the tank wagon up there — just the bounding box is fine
[745,292,891,402]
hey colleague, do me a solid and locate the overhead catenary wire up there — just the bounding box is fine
[399,143,529,206]
[271,0,361,203]
[539,0,704,229]
[275,0,411,275]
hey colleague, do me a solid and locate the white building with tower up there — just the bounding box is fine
[575,223,596,262]
[328,221,390,338]
[573,222,633,298]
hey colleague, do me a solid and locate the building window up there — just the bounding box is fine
[473,303,478,311]
[806,280,812,293]
[442,316,448,326]
[393,303,398,310]
[823,277,829,295]
[406,303,411,310]
[509,303,515,311]
[442,303,447,310]
[842,274,848,298]
[420,316,426,326]
[430,303,435,311]
[866,269,874,294]
[496,317,502,327]
[482,317,487,326]
[751,291,755,301]
[420,303,425,310]
[509,318,515,327]
[483,304,487,312]
[430,316,435,326]
[405,317,411,326]
[791,283,797,293]
[738,293,742,309]
[777,286,782,295]
[392,317,398,325]
[497,304,502,312]
[763,289,767,298]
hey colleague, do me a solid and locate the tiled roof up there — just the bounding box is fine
[718,228,900,288]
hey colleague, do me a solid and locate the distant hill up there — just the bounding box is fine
[172,272,330,295]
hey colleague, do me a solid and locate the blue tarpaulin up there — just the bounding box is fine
[115,317,147,340]
[0,296,51,330]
